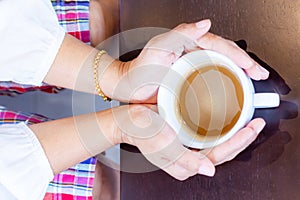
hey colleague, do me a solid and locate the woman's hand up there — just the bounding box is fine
[30,100,266,180]
[111,19,269,103]
[113,104,266,180]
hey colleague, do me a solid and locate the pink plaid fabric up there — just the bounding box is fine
[0,108,49,125]
[44,158,97,200]
[0,82,62,96]
[51,0,90,44]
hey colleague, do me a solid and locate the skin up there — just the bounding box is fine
[30,17,269,198]
[89,0,119,46]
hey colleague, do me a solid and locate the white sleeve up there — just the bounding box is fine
[0,0,65,86]
[0,123,54,200]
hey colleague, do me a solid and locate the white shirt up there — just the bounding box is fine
[0,0,65,199]
[0,0,65,86]
[0,123,54,200]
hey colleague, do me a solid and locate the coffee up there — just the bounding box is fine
[178,65,244,139]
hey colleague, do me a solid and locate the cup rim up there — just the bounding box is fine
[157,50,255,149]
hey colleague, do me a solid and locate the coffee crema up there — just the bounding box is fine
[178,65,244,138]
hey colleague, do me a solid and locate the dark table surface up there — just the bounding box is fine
[119,0,300,199]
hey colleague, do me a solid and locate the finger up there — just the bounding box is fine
[119,104,216,179]
[197,33,269,80]
[204,118,266,165]
[244,64,270,81]
[163,162,194,181]
[139,122,215,178]
[175,149,215,176]
[173,19,212,42]
[143,19,211,59]
[163,150,215,180]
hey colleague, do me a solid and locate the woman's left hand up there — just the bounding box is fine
[110,19,269,103]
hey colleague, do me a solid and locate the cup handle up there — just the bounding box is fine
[253,93,280,108]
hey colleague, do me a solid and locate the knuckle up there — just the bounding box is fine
[174,23,191,34]
[176,23,189,30]
[206,151,218,164]
[128,104,150,114]
[227,137,242,151]
[127,105,151,122]
[206,33,221,41]
[153,131,177,151]
[181,159,198,172]
[241,127,257,142]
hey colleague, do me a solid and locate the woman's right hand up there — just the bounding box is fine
[30,101,264,180]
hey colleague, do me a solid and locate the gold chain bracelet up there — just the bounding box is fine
[93,50,111,101]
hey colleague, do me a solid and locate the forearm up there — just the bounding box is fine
[43,34,123,99]
[29,108,120,174]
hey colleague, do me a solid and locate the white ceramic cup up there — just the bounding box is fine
[157,50,280,149]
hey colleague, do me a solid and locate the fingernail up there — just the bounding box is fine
[256,120,266,134]
[257,65,269,79]
[196,19,211,29]
[198,165,215,176]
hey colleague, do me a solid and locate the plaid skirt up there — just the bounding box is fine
[0,1,96,199]
[51,0,90,44]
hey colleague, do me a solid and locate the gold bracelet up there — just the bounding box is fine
[93,50,111,101]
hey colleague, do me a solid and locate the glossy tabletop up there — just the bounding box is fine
[119,0,300,199]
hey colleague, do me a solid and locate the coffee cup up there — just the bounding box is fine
[157,50,280,149]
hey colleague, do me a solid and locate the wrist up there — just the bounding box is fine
[74,109,122,157]
[96,107,130,146]
[97,53,131,101]
[107,104,159,146]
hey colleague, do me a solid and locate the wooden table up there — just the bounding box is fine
[119,0,300,199]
